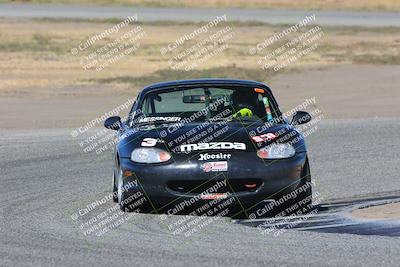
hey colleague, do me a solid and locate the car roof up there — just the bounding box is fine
[140,78,271,94]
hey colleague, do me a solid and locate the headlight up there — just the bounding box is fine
[257,143,295,159]
[131,148,171,163]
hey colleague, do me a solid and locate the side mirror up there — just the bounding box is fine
[104,116,121,130]
[291,111,311,125]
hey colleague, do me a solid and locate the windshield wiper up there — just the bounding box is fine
[206,117,230,122]
[232,116,263,123]
[133,120,180,127]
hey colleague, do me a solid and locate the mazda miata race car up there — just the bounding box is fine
[104,79,312,218]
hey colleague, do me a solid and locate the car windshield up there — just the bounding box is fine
[135,86,278,125]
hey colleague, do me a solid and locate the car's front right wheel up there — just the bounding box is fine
[115,166,131,212]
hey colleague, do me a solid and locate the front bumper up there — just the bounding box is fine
[119,151,307,214]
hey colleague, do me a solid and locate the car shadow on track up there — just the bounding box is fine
[236,191,400,237]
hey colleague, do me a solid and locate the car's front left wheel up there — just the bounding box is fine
[284,158,313,216]
[112,171,118,203]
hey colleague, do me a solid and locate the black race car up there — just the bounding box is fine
[104,79,312,218]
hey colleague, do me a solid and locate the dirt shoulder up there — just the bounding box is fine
[270,64,400,119]
[351,202,400,220]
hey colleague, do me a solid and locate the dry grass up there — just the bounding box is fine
[4,0,400,11]
[0,18,399,97]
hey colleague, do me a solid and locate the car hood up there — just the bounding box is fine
[117,121,306,158]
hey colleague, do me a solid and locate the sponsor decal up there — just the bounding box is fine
[251,133,277,143]
[199,153,231,161]
[181,142,246,152]
[141,137,164,147]
[138,117,181,123]
[202,161,228,172]
[200,193,228,200]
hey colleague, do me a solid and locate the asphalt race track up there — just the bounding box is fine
[1,118,400,266]
[1,3,400,27]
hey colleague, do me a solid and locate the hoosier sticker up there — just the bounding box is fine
[198,153,231,161]
[202,161,228,172]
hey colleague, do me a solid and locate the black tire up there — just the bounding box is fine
[285,158,312,216]
[115,165,154,213]
[112,171,118,203]
[115,167,130,212]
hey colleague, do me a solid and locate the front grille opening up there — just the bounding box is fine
[228,179,263,192]
[168,179,227,194]
[167,179,262,194]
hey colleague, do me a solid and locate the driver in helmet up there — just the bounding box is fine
[231,90,257,118]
